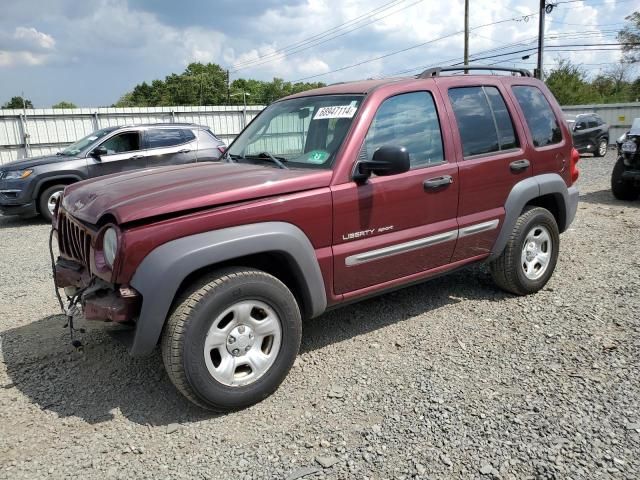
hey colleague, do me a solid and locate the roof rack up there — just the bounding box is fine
[417,65,532,78]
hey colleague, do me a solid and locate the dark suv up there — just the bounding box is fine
[52,66,579,411]
[565,113,609,157]
[0,123,225,221]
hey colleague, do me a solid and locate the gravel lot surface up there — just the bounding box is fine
[0,151,639,479]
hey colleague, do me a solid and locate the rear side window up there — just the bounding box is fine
[364,91,444,169]
[181,129,196,142]
[146,129,187,148]
[512,86,562,147]
[448,86,519,157]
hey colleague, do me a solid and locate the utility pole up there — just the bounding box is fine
[464,0,469,70]
[537,0,545,80]
[226,69,230,105]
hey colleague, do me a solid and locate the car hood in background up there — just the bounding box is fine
[0,154,79,170]
[62,162,333,225]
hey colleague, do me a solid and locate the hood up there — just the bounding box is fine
[0,154,78,170]
[62,162,333,225]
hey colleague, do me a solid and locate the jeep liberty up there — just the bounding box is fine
[52,66,580,411]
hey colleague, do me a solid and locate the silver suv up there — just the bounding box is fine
[0,123,226,221]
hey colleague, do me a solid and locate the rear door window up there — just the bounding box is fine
[512,86,562,147]
[145,129,187,148]
[448,86,519,157]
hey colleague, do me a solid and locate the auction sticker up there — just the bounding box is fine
[313,104,357,120]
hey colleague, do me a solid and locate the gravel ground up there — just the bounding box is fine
[0,151,638,480]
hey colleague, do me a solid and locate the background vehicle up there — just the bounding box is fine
[612,118,640,200]
[615,117,639,155]
[0,123,225,221]
[565,113,609,157]
[52,65,579,411]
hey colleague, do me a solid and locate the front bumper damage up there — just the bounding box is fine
[54,258,141,323]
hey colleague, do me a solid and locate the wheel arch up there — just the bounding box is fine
[129,222,327,357]
[34,175,82,205]
[489,173,578,261]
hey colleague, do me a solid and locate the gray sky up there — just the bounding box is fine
[0,0,635,107]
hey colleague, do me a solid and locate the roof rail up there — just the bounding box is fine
[417,65,532,78]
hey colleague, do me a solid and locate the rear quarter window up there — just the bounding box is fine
[512,86,562,148]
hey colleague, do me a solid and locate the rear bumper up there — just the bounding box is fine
[566,186,579,229]
[54,258,141,323]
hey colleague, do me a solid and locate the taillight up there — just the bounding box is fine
[217,145,226,154]
[570,147,580,184]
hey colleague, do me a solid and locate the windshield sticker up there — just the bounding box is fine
[313,105,357,120]
[306,150,329,164]
[87,136,98,141]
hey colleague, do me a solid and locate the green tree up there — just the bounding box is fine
[545,59,597,105]
[618,11,640,63]
[2,96,33,109]
[52,101,77,109]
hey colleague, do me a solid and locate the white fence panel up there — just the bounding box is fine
[0,105,265,165]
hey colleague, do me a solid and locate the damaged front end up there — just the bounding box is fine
[51,207,141,325]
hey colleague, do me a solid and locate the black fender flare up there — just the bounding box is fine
[128,222,327,356]
[488,173,579,261]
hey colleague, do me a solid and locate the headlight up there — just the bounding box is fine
[621,140,637,154]
[103,227,118,267]
[4,169,33,180]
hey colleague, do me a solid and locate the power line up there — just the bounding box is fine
[290,14,538,82]
[230,0,423,72]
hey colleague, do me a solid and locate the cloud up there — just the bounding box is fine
[0,26,55,66]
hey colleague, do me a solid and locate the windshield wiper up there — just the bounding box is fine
[245,152,289,169]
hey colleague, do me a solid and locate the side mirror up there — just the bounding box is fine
[91,146,107,158]
[574,123,585,131]
[353,146,410,183]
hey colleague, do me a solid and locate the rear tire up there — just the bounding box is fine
[161,268,302,411]
[611,157,639,201]
[594,138,608,157]
[38,184,65,222]
[490,207,560,295]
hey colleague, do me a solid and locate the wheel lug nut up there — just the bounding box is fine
[232,348,240,356]
[245,346,251,352]
[238,325,245,334]
[228,336,236,344]
[249,333,254,339]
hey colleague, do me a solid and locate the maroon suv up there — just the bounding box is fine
[52,66,580,411]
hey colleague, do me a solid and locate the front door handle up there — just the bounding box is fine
[129,154,144,160]
[510,159,530,172]
[178,149,192,154]
[423,175,453,190]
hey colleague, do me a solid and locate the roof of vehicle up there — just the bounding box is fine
[117,122,210,129]
[282,65,535,101]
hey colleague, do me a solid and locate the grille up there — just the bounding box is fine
[58,211,93,268]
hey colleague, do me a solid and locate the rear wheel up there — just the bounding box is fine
[161,268,302,411]
[611,157,639,201]
[490,207,560,295]
[38,184,65,222]
[594,138,608,157]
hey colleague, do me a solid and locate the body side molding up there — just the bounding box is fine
[129,222,327,356]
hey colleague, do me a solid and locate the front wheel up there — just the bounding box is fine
[611,157,639,201]
[490,207,560,295]
[38,184,65,222]
[161,268,302,411]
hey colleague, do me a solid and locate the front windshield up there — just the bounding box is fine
[228,95,364,168]
[59,128,115,156]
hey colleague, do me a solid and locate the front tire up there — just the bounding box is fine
[38,184,65,222]
[594,138,608,157]
[161,268,302,411]
[490,207,560,295]
[611,157,639,201]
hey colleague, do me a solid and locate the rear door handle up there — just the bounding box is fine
[178,149,192,154]
[510,159,530,172]
[129,154,144,160]
[423,175,453,190]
